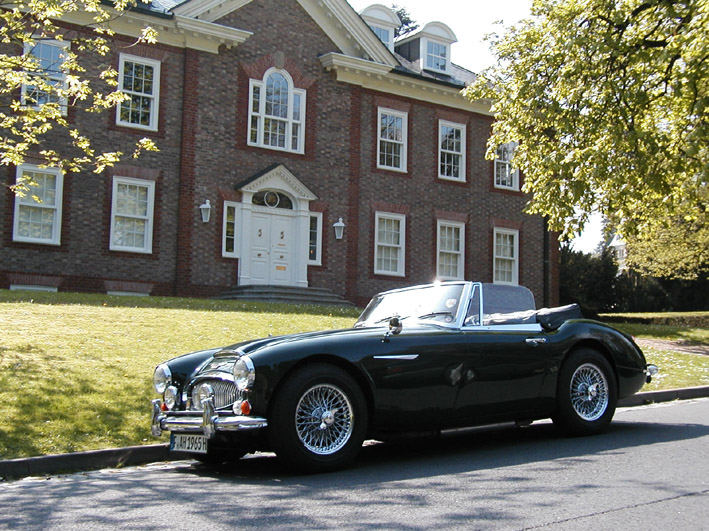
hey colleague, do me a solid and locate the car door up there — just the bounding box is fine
[451,325,552,425]
[361,327,475,431]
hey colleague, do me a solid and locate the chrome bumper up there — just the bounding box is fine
[151,399,267,438]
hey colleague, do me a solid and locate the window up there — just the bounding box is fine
[222,202,240,258]
[495,142,519,190]
[248,68,306,154]
[438,120,466,181]
[437,220,465,280]
[425,40,448,72]
[117,54,160,131]
[377,108,407,172]
[370,25,393,51]
[308,212,323,266]
[110,177,155,254]
[12,165,63,245]
[21,39,69,114]
[374,212,406,276]
[493,228,519,285]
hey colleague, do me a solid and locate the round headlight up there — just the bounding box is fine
[233,356,255,390]
[153,363,172,394]
[192,382,214,410]
[164,385,178,410]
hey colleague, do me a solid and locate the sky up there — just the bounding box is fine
[347,0,604,253]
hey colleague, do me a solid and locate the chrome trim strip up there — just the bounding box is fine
[373,354,419,360]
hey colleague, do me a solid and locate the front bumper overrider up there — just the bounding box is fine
[151,398,267,438]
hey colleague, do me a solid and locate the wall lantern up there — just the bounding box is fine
[199,199,211,223]
[333,217,345,240]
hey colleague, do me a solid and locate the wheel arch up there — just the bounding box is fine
[266,354,376,427]
[562,339,619,391]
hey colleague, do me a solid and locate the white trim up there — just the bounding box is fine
[377,107,408,172]
[109,176,155,254]
[493,228,519,285]
[21,39,69,115]
[106,291,149,297]
[374,211,406,277]
[222,201,241,258]
[438,120,466,182]
[116,54,161,132]
[9,284,58,292]
[308,212,323,266]
[436,220,465,280]
[12,164,63,246]
[248,68,306,154]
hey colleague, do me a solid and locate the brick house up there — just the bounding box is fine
[0,0,559,307]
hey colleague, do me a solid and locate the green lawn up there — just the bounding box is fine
[0,291,706,460]
[0,291,358,460]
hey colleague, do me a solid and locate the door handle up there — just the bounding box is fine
[525,337,548,346]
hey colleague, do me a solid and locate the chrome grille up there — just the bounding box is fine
[190,379,238,411]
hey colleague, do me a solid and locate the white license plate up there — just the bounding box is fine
[170,433,208,454]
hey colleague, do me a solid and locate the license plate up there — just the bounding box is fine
[170,433,208,454]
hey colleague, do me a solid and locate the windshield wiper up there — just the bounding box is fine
[416,311,454,320]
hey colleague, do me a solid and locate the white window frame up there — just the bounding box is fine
[21,39,69,115]
[493,228,519,285]
[494,142,520,191]
[308,212,323,266]
[422,38,449,74]
[377,107,408,172]
[437,220,465,280]
[248,68,306,154]
[374,212,406,277]
[438,120,466,182]
[370,24,394,51]
[116,54,161,131]
[222,201,241,258]
[12,164,63,246]
[109,176,155,254]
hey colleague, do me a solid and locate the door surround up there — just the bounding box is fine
[236,164,317,287]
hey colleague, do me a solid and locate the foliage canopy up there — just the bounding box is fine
[465,0,708,249]
[0,0,158,194]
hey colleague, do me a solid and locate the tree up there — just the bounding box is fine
[464,0,708,249]
[0,0,158,195]
[392,5,418,38]
[559,243,618,312]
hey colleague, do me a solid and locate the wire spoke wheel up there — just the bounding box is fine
[295,384,354,455]
[569,363,609,421]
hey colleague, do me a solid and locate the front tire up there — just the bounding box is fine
[552,349,617,436]
[268,363,368,472]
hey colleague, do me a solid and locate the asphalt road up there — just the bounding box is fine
[1,399,707,530]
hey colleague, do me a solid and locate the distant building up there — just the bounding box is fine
[607,234,628,272]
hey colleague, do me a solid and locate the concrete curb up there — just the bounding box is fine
[2,386,709,480]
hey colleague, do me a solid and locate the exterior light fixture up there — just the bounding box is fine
[333,217,345,240]
[199,200,211,223]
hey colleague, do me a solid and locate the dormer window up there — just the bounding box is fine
[360,4,401,53]
[425,40,448,72]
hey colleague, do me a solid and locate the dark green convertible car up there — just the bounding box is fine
[151,281,657,471]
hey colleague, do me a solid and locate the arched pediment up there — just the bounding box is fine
[237,164,317,202]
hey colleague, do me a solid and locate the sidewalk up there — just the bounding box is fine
[2,385,708,480]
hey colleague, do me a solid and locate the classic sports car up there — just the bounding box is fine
[151,281,658,471]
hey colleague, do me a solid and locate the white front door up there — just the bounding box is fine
[249,210,294,285]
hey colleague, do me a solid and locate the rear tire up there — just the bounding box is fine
[552,348,617,436]
[268,363,368,472]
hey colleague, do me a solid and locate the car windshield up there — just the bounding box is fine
[355,283,466,327]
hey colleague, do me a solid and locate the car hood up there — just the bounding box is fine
[220,327,373,357]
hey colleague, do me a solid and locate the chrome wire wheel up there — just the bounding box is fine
[295,383,354,455]
[570,363,609,421]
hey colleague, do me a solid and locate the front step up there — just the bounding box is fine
[215,285,356,307]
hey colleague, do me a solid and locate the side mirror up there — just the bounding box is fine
[389,316,403,335]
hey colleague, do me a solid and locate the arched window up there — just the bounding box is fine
[248,68,306,154]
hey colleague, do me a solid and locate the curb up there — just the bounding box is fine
[2,386,709,480]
